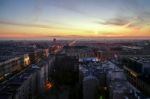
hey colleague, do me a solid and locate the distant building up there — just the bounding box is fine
[53,38,56,43]
[96,50,114,61]
[63,46,95,58]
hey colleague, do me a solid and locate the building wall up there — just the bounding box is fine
[83,76,99,99]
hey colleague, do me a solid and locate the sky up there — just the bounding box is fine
[0,0,150,40]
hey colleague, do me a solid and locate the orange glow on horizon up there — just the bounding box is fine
[0,21,150,39]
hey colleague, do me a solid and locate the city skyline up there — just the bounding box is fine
[0,0,150,40]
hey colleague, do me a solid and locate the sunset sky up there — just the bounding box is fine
[0,0,150,40]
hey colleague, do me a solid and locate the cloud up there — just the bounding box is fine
[47,34,92,38]
[96,16,147,30]
[0,20,85,32]
[96,17,139,29]
[97,0,150,29]
[0,20,51,29]
[98,18,129,26]
[96,31,116,35]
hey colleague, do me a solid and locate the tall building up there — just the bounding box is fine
[49,54,80,99]
[83,75,99,99]
[122,56,150,96]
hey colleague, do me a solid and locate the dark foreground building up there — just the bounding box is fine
[49,54,81,99]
